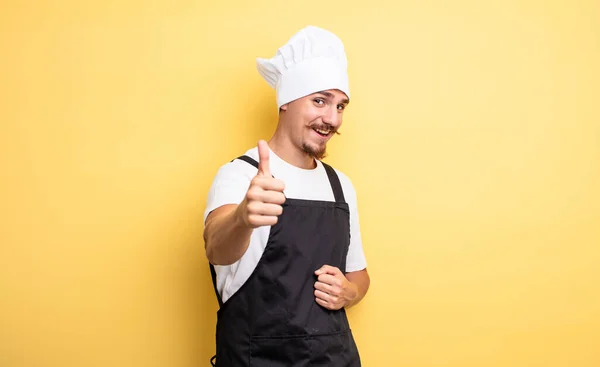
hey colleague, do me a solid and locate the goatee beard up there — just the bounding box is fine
[302,143,327,160]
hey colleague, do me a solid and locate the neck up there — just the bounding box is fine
[268,127,316,170]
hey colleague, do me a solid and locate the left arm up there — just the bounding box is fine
[315,172,370,310]
[314,265,370,310]
[345,268,370,308]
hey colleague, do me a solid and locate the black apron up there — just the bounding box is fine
[209,155,361,366]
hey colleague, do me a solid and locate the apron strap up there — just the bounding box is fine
[232,155,279,182]
[209,263,224,308]
[322,162,346,203]
[233,155,259,169]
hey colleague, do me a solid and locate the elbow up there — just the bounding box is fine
[204,240,236,266]
[204,237,225,266]
[205,242,216,265]
[203,228,218,265]
[358,270,371,296]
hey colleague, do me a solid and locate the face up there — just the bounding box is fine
[280,89,349,160]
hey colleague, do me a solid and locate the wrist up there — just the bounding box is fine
[344,280,359,305]
[234,200,250,229]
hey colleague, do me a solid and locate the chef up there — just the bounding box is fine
[203,25,370,366]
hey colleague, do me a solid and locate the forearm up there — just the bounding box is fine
[345,269,370,308]
[203,204,253,265]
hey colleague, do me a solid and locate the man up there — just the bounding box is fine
[203,25,370,366]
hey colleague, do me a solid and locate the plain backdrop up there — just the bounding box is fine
[1,1,599,366]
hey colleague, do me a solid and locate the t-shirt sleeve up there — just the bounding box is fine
[337,171,368,273]
[203,161,255,224]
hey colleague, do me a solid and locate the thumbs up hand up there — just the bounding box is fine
[237,140,286,228]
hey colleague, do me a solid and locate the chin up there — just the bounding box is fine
[302,142,327,160]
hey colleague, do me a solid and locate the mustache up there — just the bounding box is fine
[310,123,341,135]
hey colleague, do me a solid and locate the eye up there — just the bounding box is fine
[337,104,346,111]
[314,98,325,105]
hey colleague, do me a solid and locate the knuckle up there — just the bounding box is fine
[257,177,269,189]
[247,214,259,226]
[246,202,258,214]
[250,176,261,187]
[277,193,286,204]
[246,188,259,201]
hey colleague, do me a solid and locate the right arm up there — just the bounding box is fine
[203,204,254,266]
[203,140,285,265]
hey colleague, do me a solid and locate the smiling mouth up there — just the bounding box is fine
[313,127,331,137]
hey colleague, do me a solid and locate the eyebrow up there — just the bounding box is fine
[317,91,350,105]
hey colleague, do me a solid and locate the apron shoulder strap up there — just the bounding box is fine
[233,155,280,180]
[232,155,259,169]
[321,162,346,203]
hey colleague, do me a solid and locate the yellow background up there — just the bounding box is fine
[1,1,599,366]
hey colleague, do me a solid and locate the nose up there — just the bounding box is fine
[321,105,342,128]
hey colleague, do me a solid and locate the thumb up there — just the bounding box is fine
[257,140,271,177]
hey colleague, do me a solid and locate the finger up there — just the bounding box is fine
[247,188,286,205]
[257,140,271,177]
[314,281,336,295]
[315,290,339,310]
[315,264,342,276]
[262,191,286,205]
[247,202,283,216]
[251,176,285,193]
[315,297,332,310]
[247,214,279,227]
[317,274,342,287]
[314,289,333,303]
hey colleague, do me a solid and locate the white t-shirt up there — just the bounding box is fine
[203,146,367,303]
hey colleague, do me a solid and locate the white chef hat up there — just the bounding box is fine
[256,25,350,109]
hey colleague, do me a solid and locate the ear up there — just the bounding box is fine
[280,103,289,111]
